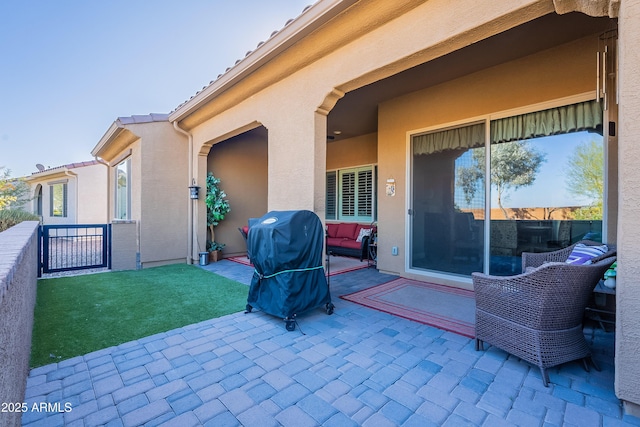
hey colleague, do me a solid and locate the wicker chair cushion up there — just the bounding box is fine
[566,243,609,265]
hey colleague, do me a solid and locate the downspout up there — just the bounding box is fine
[93,156,111,222]
[172,121,194,264]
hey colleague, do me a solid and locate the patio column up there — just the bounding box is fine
[262,97,334,219]
[615,0,640,417]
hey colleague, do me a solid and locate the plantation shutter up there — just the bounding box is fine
[341,171,356,217]
[357,169,372,217]
[326,171,337,220]
[334,166,375,221]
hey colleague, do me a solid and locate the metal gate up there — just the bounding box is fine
[39,224,111,276]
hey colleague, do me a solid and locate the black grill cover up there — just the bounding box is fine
[247,210,331,319]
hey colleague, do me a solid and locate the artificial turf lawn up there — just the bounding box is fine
[30,264,249,368]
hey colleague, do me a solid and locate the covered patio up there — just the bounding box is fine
[22,260,636,426]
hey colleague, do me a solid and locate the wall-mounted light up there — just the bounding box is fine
[188,179,200,200]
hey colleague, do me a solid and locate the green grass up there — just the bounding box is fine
[31,264,249,368]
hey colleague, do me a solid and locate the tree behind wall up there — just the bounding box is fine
[0,166,30,211]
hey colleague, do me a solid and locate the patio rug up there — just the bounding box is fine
[226,255,368,276]
[341,278,476,338]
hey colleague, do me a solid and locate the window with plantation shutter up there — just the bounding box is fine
[326,171,337,220]
[357,169,372,217]
[330,165,376,222]
[341,171,356,217]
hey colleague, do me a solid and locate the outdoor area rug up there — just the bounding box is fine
[226,255,368,276]
[341,278,476,338]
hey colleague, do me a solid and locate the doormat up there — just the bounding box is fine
[341,278,476,338]
[227,255,368,276]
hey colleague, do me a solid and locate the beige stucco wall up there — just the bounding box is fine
[140,123,188,267]
[102,122,188,268]
[378,35,599,284]
[130,122,189,268]
[327,132,377,171]
[207,128,268,257]
[74,163,108,224]
[615,0,640,415]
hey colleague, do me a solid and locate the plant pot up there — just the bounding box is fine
[198,252,209,266]
[209,250,222,263]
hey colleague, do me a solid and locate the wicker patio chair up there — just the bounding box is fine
[472,253,616,386]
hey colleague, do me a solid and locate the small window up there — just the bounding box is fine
[50,183,67,217]
[115,159,131,220]
[326,171,337,220]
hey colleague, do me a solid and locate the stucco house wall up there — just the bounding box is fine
[92,115,189,268]
[616,0,640,414]
[25,161,108,225]
[327,132,377,171]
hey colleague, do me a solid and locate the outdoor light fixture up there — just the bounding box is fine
[188,179,200,200]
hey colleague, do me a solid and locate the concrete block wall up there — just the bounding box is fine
[0,221,39,427]
[111,220,139,271]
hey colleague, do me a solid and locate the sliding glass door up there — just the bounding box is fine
[410,122,486,276]
[410,100,604,277]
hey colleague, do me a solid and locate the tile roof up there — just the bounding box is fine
[117,113,169,125]
[30,160,101,176]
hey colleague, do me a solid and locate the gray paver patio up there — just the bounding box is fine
[21,259,640,426]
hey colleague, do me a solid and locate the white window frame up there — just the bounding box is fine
[49,181,68,218]
[115,158,131,220]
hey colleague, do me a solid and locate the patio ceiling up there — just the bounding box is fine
[327,12,616,141]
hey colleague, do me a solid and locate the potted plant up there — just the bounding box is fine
[205,172,230,262]
[603,261,617,289]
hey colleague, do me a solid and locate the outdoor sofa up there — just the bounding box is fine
[326,222,376,261]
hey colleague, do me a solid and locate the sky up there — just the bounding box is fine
[0,0,312,178]
[455,131,602,209]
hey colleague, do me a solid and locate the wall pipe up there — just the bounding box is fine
[172,121,194,264]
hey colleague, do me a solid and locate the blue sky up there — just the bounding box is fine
[0,0,312,177]
[455,131,603,208]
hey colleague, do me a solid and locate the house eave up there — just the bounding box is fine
[168,0,358,126]
[91,120,138,164]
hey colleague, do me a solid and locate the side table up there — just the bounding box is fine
[368,243,377,268]
[585,281,615,331]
